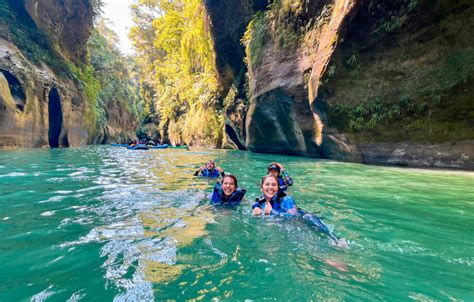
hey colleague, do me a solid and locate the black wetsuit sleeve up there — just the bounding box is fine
[252,196,264,209]
[281,170,293,186]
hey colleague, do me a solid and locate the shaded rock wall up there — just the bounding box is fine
[238,0,474,169]
[246,0,355,158]
[98,100,139,144]
[0,0,137,148]
[204,0,268,149]
[0,39,87,148]
[23,0,93,63]
[315,0,474,169]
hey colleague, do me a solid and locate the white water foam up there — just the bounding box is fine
[0,172,27,178]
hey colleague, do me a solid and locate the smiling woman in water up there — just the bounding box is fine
[252,175,298,215]
[211,174,246,205]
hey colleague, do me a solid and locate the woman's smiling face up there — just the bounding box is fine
[261,176,279,200]
[222,177,236,196]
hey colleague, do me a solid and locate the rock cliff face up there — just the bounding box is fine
[0,37,86,148]
[204,0,268,150]
[314,0,474,169]
[23,0,93,63]
[207,0,474,169]
[0,0,137,148]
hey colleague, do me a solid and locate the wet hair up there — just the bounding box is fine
[223,174,238,188]
[260,175,280,190]
[267,163,281,173]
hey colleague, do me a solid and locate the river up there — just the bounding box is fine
[0,146,473,301]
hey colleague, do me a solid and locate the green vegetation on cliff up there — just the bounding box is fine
[66,18,140,134]
[242,0,314,68]
[0,1,67,73]
[0,0,139,137]
[87,19,140,128]
[129,0,223,146]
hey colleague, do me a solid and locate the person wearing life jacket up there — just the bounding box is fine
[252,175,298,216]
[194,160,225,178]
[252,175,346,246]
[211,175,246,205]
[267,162,293,197]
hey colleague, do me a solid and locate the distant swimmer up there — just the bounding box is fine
[194,159,224,178]
[211,175,246,205]
[267,162,293,197]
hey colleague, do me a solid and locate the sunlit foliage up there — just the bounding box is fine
[87,18,140,128]
[130,0,223,147]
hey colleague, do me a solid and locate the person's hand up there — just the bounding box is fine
[264,202,272,215]
[253,207,262,215]
[287,207,297,215]
[275,162,284,170]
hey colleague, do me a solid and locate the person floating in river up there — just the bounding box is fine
[194,159,225,178]
[211,175,246,205]
[267,162,293,197]
[252,175,298,216]
[252,175,346,246]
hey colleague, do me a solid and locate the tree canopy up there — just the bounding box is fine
[129,0,223,147]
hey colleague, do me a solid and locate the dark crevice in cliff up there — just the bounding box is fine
[225,124,247,150]
[48,88,64,148]
[5,0,36,28]
[0,69,26,111]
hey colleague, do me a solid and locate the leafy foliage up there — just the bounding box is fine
[129,0,223,147]
[88,19,140,127]
[0,1,68,74]
[329,96,430,132]
[242,0,314,68]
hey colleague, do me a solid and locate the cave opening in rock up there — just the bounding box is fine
[0,69,26,111]
[48,88,63,148]
[225,124,247,150]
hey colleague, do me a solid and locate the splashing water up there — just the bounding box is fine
[0,146,473,300]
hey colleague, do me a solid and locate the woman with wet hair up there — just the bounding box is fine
[252,175,297,215]
[211,174,246,205]
[252,175,345,246]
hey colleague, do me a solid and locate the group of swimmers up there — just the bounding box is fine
[195,160,295,213]
[194,159,346,247]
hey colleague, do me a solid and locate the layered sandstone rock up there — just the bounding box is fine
[0,0,137,148]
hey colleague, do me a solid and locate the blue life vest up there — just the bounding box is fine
[200,168,221,178]
[211,182,246,205]
[252,195,339,242]
[252,194,297,214]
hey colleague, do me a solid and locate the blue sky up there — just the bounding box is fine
[102,0,135,54]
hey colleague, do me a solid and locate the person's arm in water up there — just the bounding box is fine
[275,163,293,187]
[281,170,293,187]
[194,165,206,176]
[216,166,225,177]
[280,196,298,215]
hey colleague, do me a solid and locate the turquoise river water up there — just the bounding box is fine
[0,146,473,301]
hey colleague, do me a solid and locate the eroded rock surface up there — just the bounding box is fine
[224,0,474,169]
[0,1,137,148]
